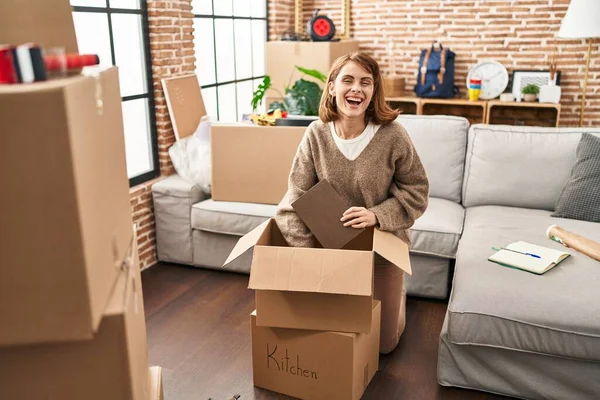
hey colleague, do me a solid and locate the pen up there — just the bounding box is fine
[492,247,541,259]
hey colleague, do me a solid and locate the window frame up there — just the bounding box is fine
[72,0,159,187]
[193,0,269,121]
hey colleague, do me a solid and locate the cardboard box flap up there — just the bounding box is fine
[249,246,373,296]
[292,179,364,249]
[223,220,272,267]
[162,74,207,141]
[373,229,412,275]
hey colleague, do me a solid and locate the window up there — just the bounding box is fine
[71,0,159,187]
[192,0,268,122]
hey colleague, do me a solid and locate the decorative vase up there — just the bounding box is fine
[539,81,561,104]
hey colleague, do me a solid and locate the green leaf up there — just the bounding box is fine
[295,66,327,83]
[268,100,286,112]
[284,79,323,116]
[251,76,271,110]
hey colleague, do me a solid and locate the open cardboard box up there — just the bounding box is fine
[251,300,381,400]
[225,218,410,333]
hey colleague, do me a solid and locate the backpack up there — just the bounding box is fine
[414,43,457,98]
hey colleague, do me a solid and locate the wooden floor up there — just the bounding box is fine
[142,263,509,400]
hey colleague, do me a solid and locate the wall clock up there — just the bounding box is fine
[466,60,509,100]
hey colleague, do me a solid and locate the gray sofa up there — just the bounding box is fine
[152,116,600,399]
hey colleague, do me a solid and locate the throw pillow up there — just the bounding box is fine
[552,133,600,223]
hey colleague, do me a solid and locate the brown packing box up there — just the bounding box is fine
[383,76,405,97]
[0,230,149,400]
[162,74,207,141]
[0,67,133,346]
[210,123,305,204]
[148,366,164,400]
[0,0,78,53]
[251,300,381,400]
[225,220,411,333]
[265,40,360,105]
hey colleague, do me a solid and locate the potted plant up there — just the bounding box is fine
[251,66,327,116]
[521,84,540,102]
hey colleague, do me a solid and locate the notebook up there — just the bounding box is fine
[488,241,571,275]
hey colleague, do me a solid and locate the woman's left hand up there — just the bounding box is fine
[341,207,378,229]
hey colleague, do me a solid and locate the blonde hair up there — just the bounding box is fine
[319,52,400,124]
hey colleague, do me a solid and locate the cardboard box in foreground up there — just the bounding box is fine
[0,67,133,346]
[225,219,410,333]
[210,123,305,205]
[148,366,164,400]
[0,233,149,400]
[251,300,381,400]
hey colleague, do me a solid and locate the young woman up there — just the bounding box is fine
[275,52,429,354]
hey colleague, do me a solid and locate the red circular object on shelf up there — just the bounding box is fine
[314,19,332,36]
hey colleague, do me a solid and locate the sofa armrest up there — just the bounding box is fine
[152,174,208,264]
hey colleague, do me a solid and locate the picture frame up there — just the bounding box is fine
[511,70,561,100]
[295,0,350,39]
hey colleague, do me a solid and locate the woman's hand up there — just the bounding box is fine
[341,207,378,229]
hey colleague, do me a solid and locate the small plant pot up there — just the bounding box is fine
[523,94,537,102]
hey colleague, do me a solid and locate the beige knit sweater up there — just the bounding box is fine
[275,119,430,248]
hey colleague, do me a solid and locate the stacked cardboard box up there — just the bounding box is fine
[225,181,412,399]
[0,5,165,391]
[0,63,164,400]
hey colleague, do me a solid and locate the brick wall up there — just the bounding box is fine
[270,0,599,127]
[130,0,196,270]
[268,0,296,40]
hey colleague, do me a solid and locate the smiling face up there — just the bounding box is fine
[328,61,375,120]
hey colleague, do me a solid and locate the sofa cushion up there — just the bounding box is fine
[191,199,276,236]
[398,115,469,203]
[410,197,464,259]
[448,205,600,361]
[552,133,600,223]
[462,125,600,210]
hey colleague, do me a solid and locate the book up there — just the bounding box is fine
[488,241,571,275]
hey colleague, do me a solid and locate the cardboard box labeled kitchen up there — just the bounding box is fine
[224,218,411,333]
[251,300,381,400]
[0,232,149,400]
[0,67,133,346]
[210,123,305,205]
